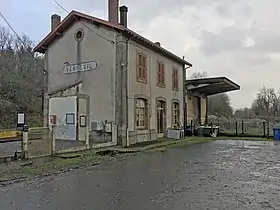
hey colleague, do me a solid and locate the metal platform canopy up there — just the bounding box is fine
[185,77,240,95]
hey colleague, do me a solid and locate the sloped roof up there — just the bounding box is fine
[48,80,82,96]
[33,10,192,66]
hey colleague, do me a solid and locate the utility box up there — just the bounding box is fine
[273,124,280,140]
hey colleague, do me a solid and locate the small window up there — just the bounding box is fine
[135,98,148,129]
[66,113,75,124]
[157,61,165,87]
[172,102,180,127]
[80,115,87,127]
[75,29,84,42]
[136,53,147,82]
[172,67,179,90]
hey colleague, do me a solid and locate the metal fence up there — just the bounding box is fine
[186,119,276,138]
[0,124,118,163]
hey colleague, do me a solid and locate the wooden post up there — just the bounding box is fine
[263,121,266,138]
[51,125,56,155]
[235,121,238,136]
[22,125,29,159]
[241,120,244,135]
[267,121,270,139]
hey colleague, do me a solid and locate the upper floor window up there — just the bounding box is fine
[136,53,147,83]
[157,61,165,87]
[172,67,179,90]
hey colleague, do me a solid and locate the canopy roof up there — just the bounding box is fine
[185,77,240,96]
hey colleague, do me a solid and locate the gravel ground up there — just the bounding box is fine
[0,140,280,209]
[0,141,21,157]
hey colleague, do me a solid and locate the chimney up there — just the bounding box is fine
[51,14,61,31]
[154,42,161,47]
[108,0,119,24]
[119,5,128,27]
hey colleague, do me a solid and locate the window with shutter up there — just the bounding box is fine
[136,52,147,83]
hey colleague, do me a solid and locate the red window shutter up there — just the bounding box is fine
[162,63,164,84]
[175,69,178,89]
[172,69,175,88]
[139,54,142,66]
[143,56,146,80]
[157,62,160,83]
[138,66,142,78]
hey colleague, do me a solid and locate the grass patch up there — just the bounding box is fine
[184,136,272,142]
[213,136,272,141]
[0,150,115,184]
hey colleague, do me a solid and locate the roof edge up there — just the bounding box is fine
[33,10,193,66]
[185,76,240,88]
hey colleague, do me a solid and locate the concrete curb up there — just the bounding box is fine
[95,139,187,154]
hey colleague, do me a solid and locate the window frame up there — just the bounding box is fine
[156,61,165,87]
[172,67,179,90]
[172,101,180,127]
[136,52,148,83]
[66,113,75,125]
[135,98,148,130]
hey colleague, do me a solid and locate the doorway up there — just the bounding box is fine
[157,100,166,137]
[193,96,201,125]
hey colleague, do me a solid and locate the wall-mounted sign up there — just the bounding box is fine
[63,61,97,74]
[17,113,25,128]
[50,115,57,124]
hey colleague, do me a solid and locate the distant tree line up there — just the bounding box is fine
[235,86,280,121]
[0,25,44,128]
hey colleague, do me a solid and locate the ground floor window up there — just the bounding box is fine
[136,98,148,129]
[172,102,180,127]
[157,100,166,134]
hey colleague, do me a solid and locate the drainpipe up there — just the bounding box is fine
[183,58,191,136]
[124,36,131,146]
[116,33,134,146]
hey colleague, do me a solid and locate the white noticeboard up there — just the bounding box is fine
[17,113,25,124]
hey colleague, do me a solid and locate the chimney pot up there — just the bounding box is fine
[154,42,161,47]
[119,5,128,27]
[51,14,61,31]
[108,0,119,24]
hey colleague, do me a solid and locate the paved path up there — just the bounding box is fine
[1,140,280,209]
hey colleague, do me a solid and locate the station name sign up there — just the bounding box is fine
[63,61,97,74]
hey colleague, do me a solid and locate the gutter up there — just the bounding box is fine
[124,35,132,146]
[183,61,192,136]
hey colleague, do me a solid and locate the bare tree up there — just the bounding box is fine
[251,86,280,119]
[188,71,208,79]
[0,26,43,128]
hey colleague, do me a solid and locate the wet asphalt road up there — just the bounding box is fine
[1,140,280,209]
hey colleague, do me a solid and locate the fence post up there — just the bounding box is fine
[263,121,266,138]
[51,125,56,155]
[22,125,29,159]
[190,120,193,135]
[241,120,244,135]
[267,121,270,138]
[210,122,213,134]
[235,121,238,136]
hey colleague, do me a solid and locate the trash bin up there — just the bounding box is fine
[273,125,280,140]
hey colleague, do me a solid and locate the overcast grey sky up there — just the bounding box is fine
[1,0,279,109]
